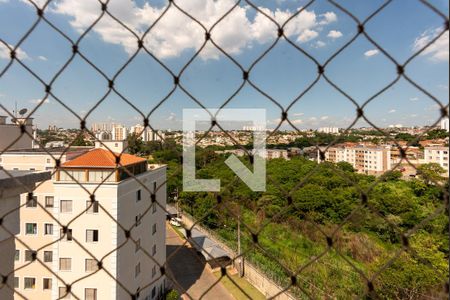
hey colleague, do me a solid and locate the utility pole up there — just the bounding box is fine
[237,210,243,277]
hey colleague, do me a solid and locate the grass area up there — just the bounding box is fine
[213,271,266,300]
[169,223,186,239]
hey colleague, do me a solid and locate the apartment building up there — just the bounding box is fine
[0,148,167,299]
[440,117,449,132]
[424,146,449,174]
[0,170,52,300]
[0,148,87,299]
[112,125,129,141]
[324,145,391,175]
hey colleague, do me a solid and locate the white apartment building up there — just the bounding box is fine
[424,146,449,173]
[317,127,340,134]
[324,146,391,175]
[0,148,167,299]
[440,117,449,132]
[130,124,154,142]
[112,125,129,141]
[0,170,51,300]
[91,123,115,133]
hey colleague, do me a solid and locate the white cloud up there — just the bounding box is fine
[319,12,337,25]
[38,55,47,61]
[413,28,448,62]
[314,41,326,48]
[0,43,30,60]
[50,0,338,60]
[292,112,304,117]
[364,49,379,57]
[327,30,342,39]
[438,84,448,90]
[409,97,419,101]
[29,98,50,105]
[388,109,396,114]
[166,112,177,121]
[297,29,318,43]
[291,119,303,125]
[320,116,329,120]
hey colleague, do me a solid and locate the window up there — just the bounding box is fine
[25,250,35,262]
[152,203,157,214]
[152,245,156,256]
[151,287,156,298]
[85,288,97,300]
[14,277,19,288]
[43,278,52,290]
[135,263,140,277]
[152,224,156,235]
[29,168,36,171]
[86,201,99,213]
[152,265,156,278]
[136,189,141,202]
[25,223,37,235]
[44,251,53,262]
[59,258,71,271]
[24,277,36,289]
[15,250,20,261]
[135,239,140,253]
[85,259,98,272]
[59,287,71,299]
[135,214,141,226]
[46,158,51,163]
[44,224,53,235]
[153,181,157,193]
[61,228,73,241]
[86,230,99,242]
[60,200,73,213]
[45,196,54,208]
[26,196,37,208]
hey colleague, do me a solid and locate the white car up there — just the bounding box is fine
[170,218,181,227]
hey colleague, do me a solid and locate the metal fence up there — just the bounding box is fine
[0,0,449,299]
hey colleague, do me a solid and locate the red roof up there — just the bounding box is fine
[62,148,146,168]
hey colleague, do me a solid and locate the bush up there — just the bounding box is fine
[165,289,179,300]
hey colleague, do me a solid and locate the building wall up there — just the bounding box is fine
[0,125,33,151]
[424,147,449,173]
[0,154,65,299]
[52,182,119,299]
[325,146,391,175]
[116,166,167,300]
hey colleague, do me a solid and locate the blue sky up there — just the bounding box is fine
[0,0,448,130]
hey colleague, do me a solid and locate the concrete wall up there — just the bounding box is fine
[0,125,33,151]
[180,211,296,300]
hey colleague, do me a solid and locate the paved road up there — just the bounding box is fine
[166,224,235,300]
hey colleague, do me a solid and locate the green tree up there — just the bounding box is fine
[417,163,445,185]
[72,134,91,146]
[127,133,145,155]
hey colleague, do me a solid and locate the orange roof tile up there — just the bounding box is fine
[62,148,146,168]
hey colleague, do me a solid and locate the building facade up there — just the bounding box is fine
[424,146,449,173]
[0,148,166,300]
[324,145,391,175]
[0,116,34,151]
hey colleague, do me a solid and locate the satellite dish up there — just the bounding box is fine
[19,108,28,116]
